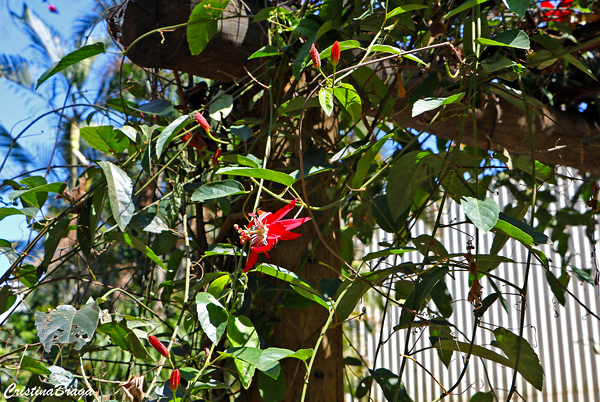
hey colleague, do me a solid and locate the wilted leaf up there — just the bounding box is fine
[35,302,100,352]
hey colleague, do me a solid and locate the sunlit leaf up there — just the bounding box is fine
[36,43,105,89]
[187,0,232,55]
[98,161,134,232]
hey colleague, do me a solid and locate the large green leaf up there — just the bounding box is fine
[105,231,165,269]
[196,292,229,344]
[0,286,16,315]
[319,87,334,116]
[493,212,550,246]
[476,29,530,49]
[20,355,51,375]
[80,126,128,157]
[34,301,100,352]
[351,134,392,189]
[191,180,247,202]
[387,151,431,219]
[155,115,191,157]
[491,328,544,390]
[97,321,153,361]
[41,217,71,269]
[505,0,532,17]
[219,346,312,379]
[36,43,105,89]
[187,0,232,55]
[98,161,134,232]
[258,370,285,401]
[227,315,260,389]
[437,329,543,391]
[334,83,362,123]
[9,182,66,209]
[461,197,500,232]
[254,264,329,309]
[216,167,294,187]
[369,368,413,402]
[412,93,465,117]
[209,91,234,120]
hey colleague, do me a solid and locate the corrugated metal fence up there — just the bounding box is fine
[346,171,600,401]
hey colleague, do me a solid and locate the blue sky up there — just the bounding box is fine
[0,0,95,277]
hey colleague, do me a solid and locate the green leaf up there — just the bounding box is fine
[227,315,259,348]
[254,264,329,309]
[412,93,465,117]
[196,292,229,343]
[9,182,66,209]
[258,370,285,401]
[352,134,392,189]
[319,87,334,116]
[98,161,135,232]
[491,328,544,390]
[249,45,280,59]
[430,321,453,367]
[277,96,320,116]
[80,126,128,157]
[461,197,500,232]
[398,267,448,328]
[105,231,165,269]
[494,212,550,246]
[41,217,70,269]
[362,247,417,261]
[97,321,152,361]
[335,268,399,321]
[15,264,38,287]
[334,83,362,123]
[370,45,428,66]
[191,180,247,202]
[504,0,531,17]
[230,125,253,141]
[387,4,427,18]
[155,115,191,157]
[117,125,138,142]
[209,91,234,120]
[444,0,488,18]
[77,186,105,260]
[545,270,570,306]
[369,368,413,402]
[216,167,294,187]
[437,331,543,391]
[34,301,100,352]
[207,274,230,298]
[187,0,232,55]
[132,99,174,116]
[476,30,530,50]
[36,43,105,89]
[318,40,360,62]
[220,154,259,167]
[0,286,16,315]
[470,392,495,402]
[387,151,431,219]
[20,355,51,375]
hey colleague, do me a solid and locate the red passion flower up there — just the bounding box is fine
[234,199,310,273]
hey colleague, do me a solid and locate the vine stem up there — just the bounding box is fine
[299,286,350,402]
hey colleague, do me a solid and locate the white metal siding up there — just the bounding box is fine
[346,172,600,401]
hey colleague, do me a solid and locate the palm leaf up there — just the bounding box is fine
[0,54,35,91]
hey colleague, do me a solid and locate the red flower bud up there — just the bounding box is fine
[148,335,169,358]
[193,112,210,133]
[169,369,180,392]
[309,43,320,70]
[182,132,206,153]
[48,4,58,13]
[212,149,221,167]
[331,41,340,67]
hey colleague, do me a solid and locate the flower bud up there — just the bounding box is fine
[148,335,169,358]
[331,41,340,67]
[193,112,210,133]
[212,149,222,167]
[169,369,180,392]
[309,43,321,70]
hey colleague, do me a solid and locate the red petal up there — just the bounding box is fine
[252,238,277,252]
[270,199,297,223]
[244,250,259,273]
[273,217,311,231]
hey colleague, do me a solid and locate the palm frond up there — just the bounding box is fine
[11,5,67,65]
[73,0,121,42]
[0,123,33,179]
[0,54,36,91]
